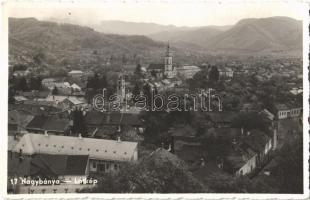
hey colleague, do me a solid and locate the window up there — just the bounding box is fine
[240,170,243,175]
[92,162,97,168]
[88,148,90,151]
[79,148,82,151]
[98,164,105,172]
[61,145,64,148]
[38,144,41,146]
[106,163,110,170]
[96,149,99,152]
[113,151,116,154]
[114,164,118,170]
[53,145,56,148]
[105,150,107,153]
[45,144,48,147]
[71,147,74,150]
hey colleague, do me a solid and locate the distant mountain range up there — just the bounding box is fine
[9,16,302,68]
[90,17,302,54]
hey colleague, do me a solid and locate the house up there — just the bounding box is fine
[70,83,81,92]
[12,133,138,174]
[9,103,61,116]
[42,78,57,88]
[44,95,87,110]
[8,152,91,194]
[242,129,272,167]
[147,44,177,79]
[218,67,234,79]
[13,69,31,77]
[26,115,70,135]
[68,70,83,78]
[275,103,302,120]
[206,112,238,128]
[176,65,201,79]
[224,142,257,176]
[8,110,34,135]
[13,96,28,104]
[18,91,50,100]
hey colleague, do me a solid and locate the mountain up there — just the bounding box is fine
[149,26,229,46]
[149,17,302,54]
[9,18,195,68]
[93,20,196,36]
[205,16,302,53]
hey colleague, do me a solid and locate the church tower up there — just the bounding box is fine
[164,43,173,78]
[117,72,126,103]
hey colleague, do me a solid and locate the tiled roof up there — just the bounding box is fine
[243,129,271,153]
[207,112,238,123]
[170,125,196,137]
[13,133,138,162]
[8,152,88,177]
[148,63,164,70]
[85,111,142,127]
[26,115,70,132]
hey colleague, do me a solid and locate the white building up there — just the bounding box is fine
[275,103,302,120]
[13,133,138,174]
[176,65,201,79]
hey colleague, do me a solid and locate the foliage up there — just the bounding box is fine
[231,112,269,133]
[29,76,42,90]
[85,150,207,193]
[208,65,219,82]
[71,109,87,136]
[52,86,58,95]
[15,77,28,91]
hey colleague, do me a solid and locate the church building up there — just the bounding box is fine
[148,44,177,79]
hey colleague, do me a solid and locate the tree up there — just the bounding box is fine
[208,65,219,82]
[132,83,140,101]
[13,64,27,71]
[71,109,87,136]
[8,87,15,104]
[142,84,152,109]
[135,64,142,76]
[16,77,28,91]
[231,112,269,133]
[29,76,42,91]
[83,149,208,193]
[52,86,58,95]
[151,70,157,78]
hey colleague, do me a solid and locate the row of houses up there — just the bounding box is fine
[171,125,275,176]
[275,103,302,120]
[8,133,138,193]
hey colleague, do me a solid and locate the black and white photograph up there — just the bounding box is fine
[2,0,309,198]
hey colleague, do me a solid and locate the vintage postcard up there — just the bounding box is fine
[0,0,309,199]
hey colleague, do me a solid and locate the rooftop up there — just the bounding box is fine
[13,133,138,162]
[26,115,70,132]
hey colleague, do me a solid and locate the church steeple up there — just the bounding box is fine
[164,42,173,78]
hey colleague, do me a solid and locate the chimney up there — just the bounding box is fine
[241,128,244,135]
[247,131,250,136]
[14,133,18,140]
[44,130,48,136]
[161,142,164,149]
[78,133,82,139]
[117,136,121,143]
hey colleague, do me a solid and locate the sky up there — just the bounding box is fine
[6,1,308,27]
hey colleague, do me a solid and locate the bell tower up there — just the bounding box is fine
[117,72,126,103]
[164,43,173,78]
